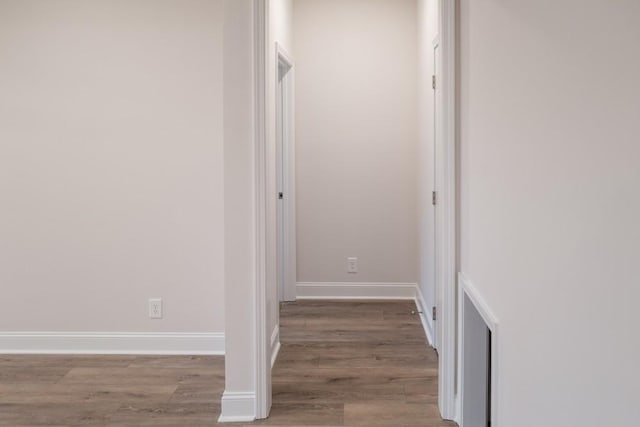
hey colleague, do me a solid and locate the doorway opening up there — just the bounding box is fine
[240,0,459,423]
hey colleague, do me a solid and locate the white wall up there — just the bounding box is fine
[0,0,224,334]
[417,0,439,340]
[458,0,640,425]
[293,0,419,286]
[221,0,258,416]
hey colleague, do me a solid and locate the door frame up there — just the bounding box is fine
[254,0,270,419]
[275,43,297,303]
[248,0,458,421]
[431,34,440,351]
[434,0,458,422]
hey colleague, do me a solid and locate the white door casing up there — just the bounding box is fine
[435,0,458,422]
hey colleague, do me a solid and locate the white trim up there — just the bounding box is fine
[459,275,499,337]
[254,0,271,420]
[0,332,224,355]
[218,392,257,423]
[275,42,297,303]
[458,273,500,427]
[414,287,435,347]
[296,282,418,300]
[436,0,458,421]
[270,325,281,368]
[276,43,294,69]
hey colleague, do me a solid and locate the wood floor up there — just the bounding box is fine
[0,300,457,426]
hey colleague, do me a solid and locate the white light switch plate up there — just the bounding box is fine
[347,257,358,273]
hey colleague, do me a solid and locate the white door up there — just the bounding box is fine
[276,48,296,303]
[276,63,286,302]
[431,42,440,348]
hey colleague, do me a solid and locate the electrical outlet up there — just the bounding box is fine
[347,257,358,274]
[148,298,163,319]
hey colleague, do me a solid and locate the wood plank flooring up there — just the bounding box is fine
[0,300,457,426]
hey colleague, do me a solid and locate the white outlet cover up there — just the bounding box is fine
[347,257,358,273]
[148,298,163,319]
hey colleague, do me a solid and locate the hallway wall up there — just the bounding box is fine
[458,0,640,425]
[293,0,419,287]
[0,0,225,337]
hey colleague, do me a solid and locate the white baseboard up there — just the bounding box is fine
[218,391,256,423]
[414,287,435,348]
[296,282,418,300]
[270,325,281,368]
[0,332,224,355]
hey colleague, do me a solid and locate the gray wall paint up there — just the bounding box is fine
[0,0,225,333]
[293,0,419,285]
[459,0,640,424]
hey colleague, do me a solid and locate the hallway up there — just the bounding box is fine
[255,300,456,426]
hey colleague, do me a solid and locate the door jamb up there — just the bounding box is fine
[254,0,270,419]
[435,0,458,422]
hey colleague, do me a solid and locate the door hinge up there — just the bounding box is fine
[432,191,437,206]
[432,75,436,90]
[278,192,283,200]
[432,306,437,321]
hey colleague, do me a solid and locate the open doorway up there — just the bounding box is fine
[235,0,459,423]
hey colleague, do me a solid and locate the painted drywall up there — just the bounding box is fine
[458,0,640,425]
[293,0,419,285]
[221,0,258,416]
[417,0,439,343]
[0,0,224,334]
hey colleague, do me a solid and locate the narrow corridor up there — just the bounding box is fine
[253,300,457,426]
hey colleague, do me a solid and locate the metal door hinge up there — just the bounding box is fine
[432,75,436,90]
[432,191,437,206]
[432,306,437,321]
